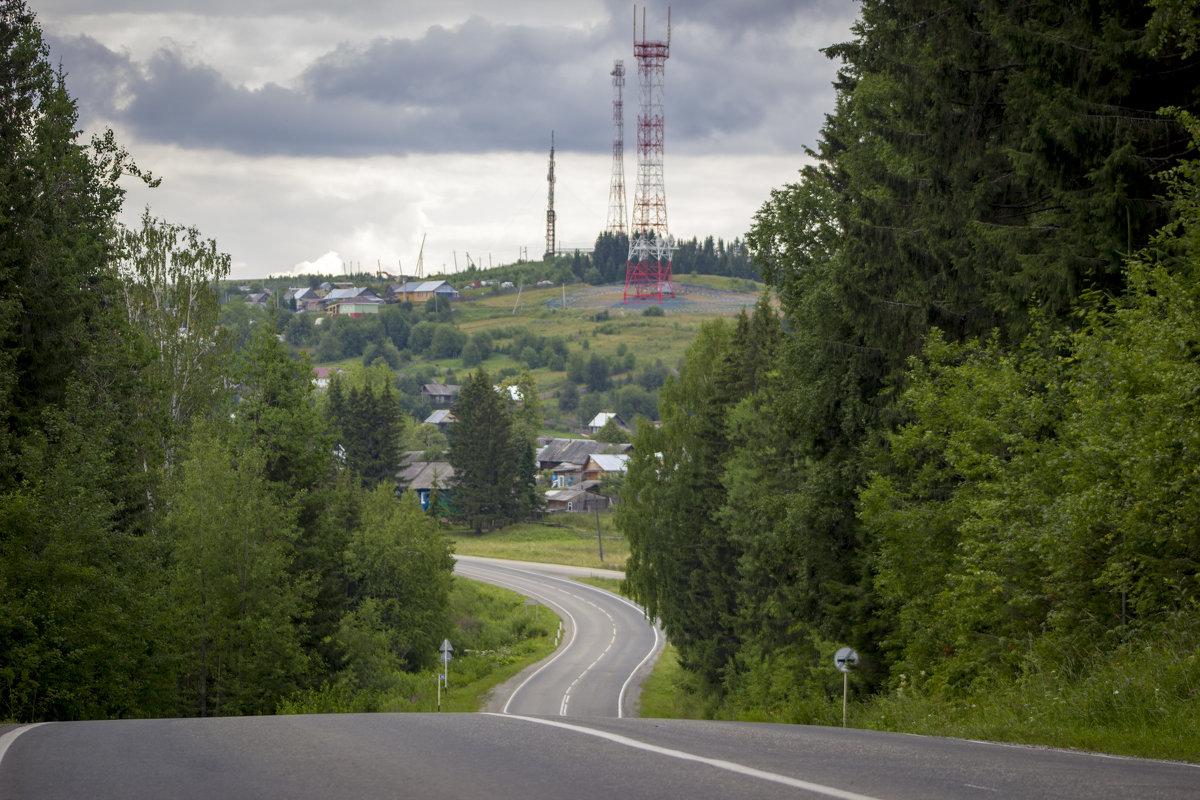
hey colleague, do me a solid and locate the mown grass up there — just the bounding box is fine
[573,576,623,594]
[447,518,629,570]
[278,578,560,714]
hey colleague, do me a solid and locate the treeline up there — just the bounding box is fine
[619,0,1200,719]
[0,3,455,722]
[231,228,757,302]
[590,232,756,284]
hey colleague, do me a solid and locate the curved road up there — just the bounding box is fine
[2,557,1197,798]
[452,555,662,717]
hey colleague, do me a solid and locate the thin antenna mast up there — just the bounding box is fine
[545,131,557,259]
[606,60,628,236]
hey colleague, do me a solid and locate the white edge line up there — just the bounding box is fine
[454,566,580,716]
[485,714,885,800]
[0,723,48,773]
[617,618,662,719]
[499,591,576,714]
[511,567,665,719]
[456,560,664,719]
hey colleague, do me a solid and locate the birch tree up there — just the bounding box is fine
[118,209,230,468]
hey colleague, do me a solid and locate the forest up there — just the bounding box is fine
[0,1,472,721]
[7,0,1200,739]
[619,0,1200,728]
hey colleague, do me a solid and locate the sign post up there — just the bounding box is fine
[437,639,454,711]
[833,646,859,728]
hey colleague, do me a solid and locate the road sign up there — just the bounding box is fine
[438,639,455,703]
[833,646,860,729]
[834,646,858,673]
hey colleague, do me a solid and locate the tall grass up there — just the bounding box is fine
[858,633,1200,762]
[637,646,716,719]
[639,633,1200,762]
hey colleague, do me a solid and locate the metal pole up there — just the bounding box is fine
[595,503,604,562]
[843,671,848,728]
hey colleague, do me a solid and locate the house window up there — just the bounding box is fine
[567,501,574,512]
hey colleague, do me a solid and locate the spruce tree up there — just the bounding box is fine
[448,367,530,533]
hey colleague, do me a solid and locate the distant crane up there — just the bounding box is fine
[398,234,427,304]
[376,259,398,281]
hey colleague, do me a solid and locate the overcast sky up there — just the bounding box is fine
[34,0,859,281]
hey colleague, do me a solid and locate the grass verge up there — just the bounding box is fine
[636,634,1200,763]
[278,577,560,714]
[636,645,712,720]
[572,576,624,595]
[856,636,1200,762]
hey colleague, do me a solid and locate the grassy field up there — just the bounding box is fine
[395,280,761,425]
[447,518,628,570]
[294,276,765,432]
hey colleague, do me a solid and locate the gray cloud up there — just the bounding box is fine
[44,1,856,158]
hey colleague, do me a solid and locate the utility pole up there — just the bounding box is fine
[594,501,604,563]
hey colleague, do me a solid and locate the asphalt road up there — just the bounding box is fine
[2,557,1196,798]
[451,554,662,717]
[3,712,1197,800]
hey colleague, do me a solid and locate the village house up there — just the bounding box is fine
[386,280,460,304]
[550,461,584,489]
[535,437,629,473]
[395,455,454,512]
[544,481,609,513]
[420,383,460,406]
[244,289,272,309]
[583,453,630,483]
[312,366,344,390]
[322,287,381,310]
[329,299,383,318]
[283,286,324,312]
[586,412,628,436]
[423,408,457,431]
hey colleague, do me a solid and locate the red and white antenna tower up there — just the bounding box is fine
[624,6,674,304]
[605,60,627,237]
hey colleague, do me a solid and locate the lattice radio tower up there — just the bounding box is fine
[605,60,627,237]
[624,6,674,304]
[545,131,556,259]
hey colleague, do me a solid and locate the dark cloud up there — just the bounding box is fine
[45,1,856,158]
